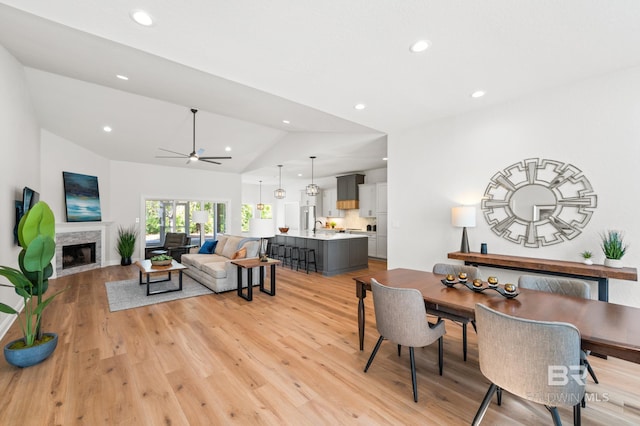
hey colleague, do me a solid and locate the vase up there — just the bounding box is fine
[4,333,58,368]
[121,257,132,266]
[604,258,623,268]
[583,259,593,265]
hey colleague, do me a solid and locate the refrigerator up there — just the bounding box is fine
[300,205,316,232]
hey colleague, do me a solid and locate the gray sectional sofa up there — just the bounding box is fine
[181,234,262,293]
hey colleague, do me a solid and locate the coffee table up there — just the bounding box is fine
[135,259,187,296]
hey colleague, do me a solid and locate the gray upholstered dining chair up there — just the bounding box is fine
[472,303,585,426]
[431,263,480,361]
[518,275,598,385]
[364,278,446,403]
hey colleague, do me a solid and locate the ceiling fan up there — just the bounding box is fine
[157,108,232,165]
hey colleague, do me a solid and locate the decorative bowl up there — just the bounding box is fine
[151,259,172,267]
[279,227,289,234]
[504,283,517,294]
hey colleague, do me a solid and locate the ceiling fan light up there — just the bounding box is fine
[190,154,198,162]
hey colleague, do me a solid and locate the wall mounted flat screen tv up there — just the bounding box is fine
[62,171,102,222]
[14,186,40,244]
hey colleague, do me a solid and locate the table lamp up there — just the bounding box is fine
[452,206,476,253]
[250,218,275,261]
[193,210,209,247]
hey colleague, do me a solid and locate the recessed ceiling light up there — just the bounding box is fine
[282,119,290,124]
[409,40,431,53]
[116,74,129,80]
[354,103,367,110]
[382,157,388,161]
[297,173,302,177]
[225,146,231,152]
[103,126,112,132]
[130,9,153,26]
[471,90,486,98]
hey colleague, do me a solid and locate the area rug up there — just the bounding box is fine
[105,274,213,312]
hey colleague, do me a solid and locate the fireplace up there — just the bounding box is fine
[55,229,103,277]
[62,242,96,269]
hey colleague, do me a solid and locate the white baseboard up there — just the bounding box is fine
[0,298,25,342]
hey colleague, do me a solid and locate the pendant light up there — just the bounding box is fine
[257,180,265,210]
[274,165,286,199]
[306,156,319,196]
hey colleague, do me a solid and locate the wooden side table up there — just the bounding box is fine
[231,257,281,301]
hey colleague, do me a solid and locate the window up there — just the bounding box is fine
[241,204,253,232]
[145,199,228,246]
[260,204,273,219]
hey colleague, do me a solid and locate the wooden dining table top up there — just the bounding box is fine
[353,268,640,365]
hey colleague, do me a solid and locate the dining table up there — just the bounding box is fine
[353,268,640,365]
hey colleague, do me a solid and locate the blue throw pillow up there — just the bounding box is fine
[198,240,218,254]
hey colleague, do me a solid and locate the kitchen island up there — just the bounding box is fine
[272,232,368,276]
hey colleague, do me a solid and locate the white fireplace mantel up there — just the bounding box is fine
[54,221,113,278]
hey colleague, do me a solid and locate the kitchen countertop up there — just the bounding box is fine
[274,231,368,240]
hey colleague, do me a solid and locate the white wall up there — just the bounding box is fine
[40,130,111,224]
[38,131,243,266]
[109,160,242,263]
[389,65,640,307]
[0,46,41,337]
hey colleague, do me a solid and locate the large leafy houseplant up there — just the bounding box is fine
[0,201,66,353]
[116,225,138,265]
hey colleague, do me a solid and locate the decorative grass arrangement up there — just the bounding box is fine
[601,230,627,260]
[116,225,138,259]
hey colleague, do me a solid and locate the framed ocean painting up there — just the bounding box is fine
[62,171,102,222]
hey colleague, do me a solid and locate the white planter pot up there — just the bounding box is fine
[583,259,593,265]
[604,258,623,268]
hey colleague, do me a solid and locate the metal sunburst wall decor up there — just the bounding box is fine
[481,158,597,248]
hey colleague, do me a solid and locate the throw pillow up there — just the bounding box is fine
[198,240,217,254]
[232,247,247,259]
[214,235,228,255]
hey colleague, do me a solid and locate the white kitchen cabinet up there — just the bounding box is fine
[376,213,387,236]
[376,182,388,213]
[321,189,344,218]
[368,235,377,257]
[376,235,387,259]
[358,184,376,217]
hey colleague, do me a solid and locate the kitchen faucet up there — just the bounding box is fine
[313,220,323,234]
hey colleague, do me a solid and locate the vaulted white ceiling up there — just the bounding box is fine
[2,1,640,184]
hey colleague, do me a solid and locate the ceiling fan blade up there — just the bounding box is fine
[200,159,222,165]
[199,156,232,160]
[158,148,188,156]
[156,155,188,159]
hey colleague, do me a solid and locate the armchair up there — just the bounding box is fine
[145,232,195,262]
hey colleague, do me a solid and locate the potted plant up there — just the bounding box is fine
[601,230,627,268]
[0,201,67,368]
[116,225,138,266]
[580,250,593,265]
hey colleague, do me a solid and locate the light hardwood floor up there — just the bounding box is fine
[1,259,639,425]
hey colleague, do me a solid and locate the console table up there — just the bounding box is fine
[448,251,637,302]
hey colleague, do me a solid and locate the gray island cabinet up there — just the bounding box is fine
[273,232,368,276]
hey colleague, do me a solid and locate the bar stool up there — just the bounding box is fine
[290,246,300,270]
[297,248,318,274]
[269,242,281,259]
[281,245,292,267]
